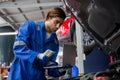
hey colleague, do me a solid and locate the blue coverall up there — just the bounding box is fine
[7,20,60,80]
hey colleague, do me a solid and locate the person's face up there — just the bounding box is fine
[46,17,64,33]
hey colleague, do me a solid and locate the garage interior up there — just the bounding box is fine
[0,0,120,80]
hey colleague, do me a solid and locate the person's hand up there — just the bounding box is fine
[37,49,54,60]
[35,49,54,67]
[46,61,67,77]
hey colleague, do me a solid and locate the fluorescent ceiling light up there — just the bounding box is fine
[0,32,17,36]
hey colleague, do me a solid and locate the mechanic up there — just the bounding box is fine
[7,7,66,80]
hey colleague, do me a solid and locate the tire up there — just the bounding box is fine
[83,30,96,55]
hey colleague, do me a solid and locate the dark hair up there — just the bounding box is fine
[45,7,66,20]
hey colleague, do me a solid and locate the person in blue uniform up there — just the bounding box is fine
[7,7,66,80]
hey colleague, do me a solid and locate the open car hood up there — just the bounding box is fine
[63,0,120,57]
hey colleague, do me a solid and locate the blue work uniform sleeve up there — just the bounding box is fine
[13,20,38,64]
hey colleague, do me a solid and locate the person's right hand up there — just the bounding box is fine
[37,49,54,60]
[36,49,55,67]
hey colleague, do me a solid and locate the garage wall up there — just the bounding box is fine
[0,26,15,66]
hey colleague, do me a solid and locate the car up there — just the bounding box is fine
[63,0,120,79]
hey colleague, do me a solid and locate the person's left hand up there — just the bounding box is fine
[47,61,66,77]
